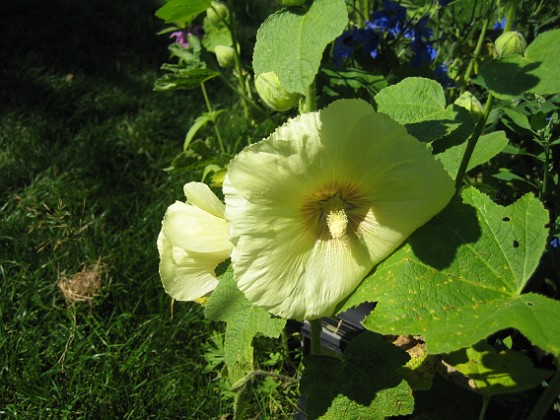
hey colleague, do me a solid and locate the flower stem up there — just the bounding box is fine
[224,0,254,127]
[310,319,322,355]
[478,395,490,420]
[454,93,494,193]
[200,82,226,154]
[302,82,317,114]
[528,360,560,420]
[461,17,489,91]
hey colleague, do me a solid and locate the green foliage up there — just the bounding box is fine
[252,0,348,94]
[300,332,414,419]
[374,77,473,144]
[342,188,558,354]
[478,29,560,98]
[443,341,552,396]
[205,268,286,386]
[437,131,509,179]
[155,0,210,25]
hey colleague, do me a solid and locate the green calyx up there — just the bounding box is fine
[495,31,527,57]
[254,72,300,112]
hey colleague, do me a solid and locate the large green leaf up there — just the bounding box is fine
[205,268,285,384]
[375,77,473,144]
[524,29,560,95]
[341,188,558,355]
[252,0,348,95]
[300,332,414,419]
[436,131,509,179]
[155,0,210,24]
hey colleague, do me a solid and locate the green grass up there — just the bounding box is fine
[0,0,234,416]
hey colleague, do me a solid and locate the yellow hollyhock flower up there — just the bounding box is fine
[223,99,454,320]
[158,182,231,301]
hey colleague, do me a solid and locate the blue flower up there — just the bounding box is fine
[333,28,381,67]
[367,0,407,38]
[493,18,507,31]
[434,63,456,88]
[552,237,560,249]
[407,17,437,66]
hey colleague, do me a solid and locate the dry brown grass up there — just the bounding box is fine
[57,259,106,305]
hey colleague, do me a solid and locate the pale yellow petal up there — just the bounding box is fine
[158,229,220,301]
[224,99,454,320]
[183,181,225,218]
[162,201,231,255]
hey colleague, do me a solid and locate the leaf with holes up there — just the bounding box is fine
[340,187,558,355]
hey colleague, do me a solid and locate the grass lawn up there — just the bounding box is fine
[0,0,234,416]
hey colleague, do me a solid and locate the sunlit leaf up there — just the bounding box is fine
[205,267,286,383]
[341,188,558,355]
[375,77,473,144]
[442,341,552,396]
[253,0,348,95]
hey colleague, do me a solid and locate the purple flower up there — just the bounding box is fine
[169,30,189,47]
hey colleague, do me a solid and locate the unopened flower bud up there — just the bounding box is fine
[206,1,229,26]
[255,72,300,112]
[454,91,484,122]
[215,45,236,67]
[495,31,527,57]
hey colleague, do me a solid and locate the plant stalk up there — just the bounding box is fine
[478,395,490,420]
[200,82,226,154]
[461,18,489,91]
[454,93,494,193]
[310,319,322,355]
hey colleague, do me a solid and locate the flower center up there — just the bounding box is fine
[322,193,348,239]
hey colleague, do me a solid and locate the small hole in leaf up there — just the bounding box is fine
[513,240,519,248]
[503,217,510,222]
[527,301,534,307]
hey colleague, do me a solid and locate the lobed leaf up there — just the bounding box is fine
[205,267,285,384]
[341,188,558,355]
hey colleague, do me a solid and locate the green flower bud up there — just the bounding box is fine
[454,91,484,122]
[206,1,229,26]
[276,0,307,6]
[495,31,527,57]
[255,72,300,112]
[214,45,236,68]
